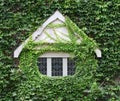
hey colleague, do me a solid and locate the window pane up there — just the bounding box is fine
[37,58,47,75]
[52,58,63,76]
[67,58,75,75]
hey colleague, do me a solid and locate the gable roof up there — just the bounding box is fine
[32,10,65,41]
[14,10,101,58]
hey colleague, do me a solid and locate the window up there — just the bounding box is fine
[37,52,75,77]
[67,58,75,75]
[52,58,63,76]
[37,58,47,75]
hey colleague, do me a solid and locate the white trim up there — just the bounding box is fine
[32,10,65,40]
[47,58,51,76]
[14,11,65,58]
[14,38,29,58]
[40,52,72,58]
[14,10,102,58]
[40,52,71,76]
[63,58,67,76]
[95,48,102,58]
[14,44,24,58]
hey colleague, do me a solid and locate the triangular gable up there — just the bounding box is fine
[32,10,65,41]
[14,11,101,58]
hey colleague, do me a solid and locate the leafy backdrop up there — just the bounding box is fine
[0,0,120,100]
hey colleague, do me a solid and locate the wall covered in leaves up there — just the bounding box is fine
[0,0,120,100]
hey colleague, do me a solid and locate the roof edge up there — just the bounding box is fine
[14,10,65,58]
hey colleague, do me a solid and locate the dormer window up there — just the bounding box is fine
[37,52,75,77]
[13,10,102,78]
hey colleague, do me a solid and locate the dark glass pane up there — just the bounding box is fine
[67,58,75,75]
[37,58,47,75]
[52,58,62,76]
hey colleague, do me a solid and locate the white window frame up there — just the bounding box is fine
[39,52,74,77]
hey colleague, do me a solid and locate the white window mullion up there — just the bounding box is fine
[63,58,67,76]
[47,58,51,76]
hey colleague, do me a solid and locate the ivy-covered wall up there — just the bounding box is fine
[0,0,120,101]
[15,17,99,100]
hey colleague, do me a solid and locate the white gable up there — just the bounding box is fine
[14,10,101,58]
[32,10,65,41]
[34,19,70,43]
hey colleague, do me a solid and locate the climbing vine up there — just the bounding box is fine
[0,0,120,101]
[15,17,100,100]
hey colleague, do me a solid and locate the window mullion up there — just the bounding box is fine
[63,58,67,76]
[47,58,52,76]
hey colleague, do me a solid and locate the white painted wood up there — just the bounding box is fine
[14,45,23,58]
[55,27,70,41]
[95,48,102,58]
[14,38,30,58]
[42,10,65,29]
[13,10,102,58]
[40,52,72,58]
[35,28,55,42]
[34,19,71,43]
[32,10,65,40]
[52,19,63,24]
[47,58,52,76]
[14,11,65,58]
[63,58,67,76]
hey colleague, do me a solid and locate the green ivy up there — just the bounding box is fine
[17,17,99,101]
[0,0,120,100]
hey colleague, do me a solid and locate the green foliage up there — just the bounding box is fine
[16,17,99,101]
[0,0,120,100]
